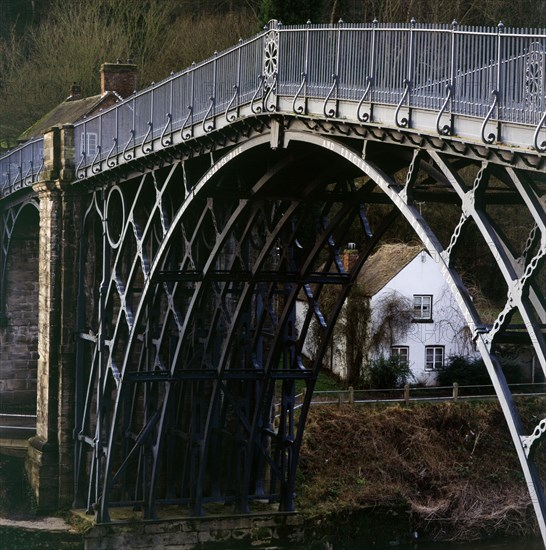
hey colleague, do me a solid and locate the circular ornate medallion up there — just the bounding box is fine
[525,43,544,109]
[263,31,279,89]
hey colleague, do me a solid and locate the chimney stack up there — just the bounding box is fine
[100,61,138,99]
[67,82,82,101]
[341,243,359,272]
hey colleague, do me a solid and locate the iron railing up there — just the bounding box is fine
[2,20,546,191]
[0,137,44,198]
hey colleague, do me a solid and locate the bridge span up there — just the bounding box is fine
[1,19,546,545]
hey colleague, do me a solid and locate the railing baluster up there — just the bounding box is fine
[395,18,415,128]
[142,87,154,153]
[226,39,243,122]
[436,20,457,135]
[91,114,103,174]
[203,52,217,132]
[292,21,310,115]
[357,19,377,122]
[481,22,504,144]
[107,107,119,168]
[160,76,174,147]
[181,64,195,140]
[323,19,343,118]
[122,94,136,161]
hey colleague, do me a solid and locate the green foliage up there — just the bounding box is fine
[296,369,344,394]
[363,355,412,389]
[438,355,525,387]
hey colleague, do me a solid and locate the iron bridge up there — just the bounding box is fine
[1,19,546,544]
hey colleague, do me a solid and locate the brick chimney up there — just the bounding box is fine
[341,242,359,272]
[67,82,81,101]
[100,61,138,99]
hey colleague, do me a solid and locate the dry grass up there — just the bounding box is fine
[297,399,545,541]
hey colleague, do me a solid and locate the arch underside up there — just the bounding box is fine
[0,197,39,323]
[0,199,40,420]
[74,128,546,538]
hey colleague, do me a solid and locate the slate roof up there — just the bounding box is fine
[19,93,111,141]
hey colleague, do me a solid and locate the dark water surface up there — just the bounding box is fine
[248,537,545,549]
[365,538,543,549]
[303,538,544,549]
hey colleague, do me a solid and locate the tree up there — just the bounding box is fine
[0,0,259,145]
[259,0,323,25]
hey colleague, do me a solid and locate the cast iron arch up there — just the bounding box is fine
[75,130,546,540]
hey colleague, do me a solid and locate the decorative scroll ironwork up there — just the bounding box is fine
[251,74,265,114]
[357,77,373,122]
[106,138,118,168]
[292,73,307,115]
[263,30,279,90]
[481,90,499,144]
[323,75,339,118]
[160,114,173,147]
[436,84,454,136]
[525,43,545,111]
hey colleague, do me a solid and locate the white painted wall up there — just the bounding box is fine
[295,251,478,386]
[370,251,478,385]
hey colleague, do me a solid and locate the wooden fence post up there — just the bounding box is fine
[404,384,410,404]
[453,382,459,400]
[348,386,354,405]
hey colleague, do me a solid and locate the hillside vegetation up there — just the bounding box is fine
[2,0,546,148]
[297,399,546,542]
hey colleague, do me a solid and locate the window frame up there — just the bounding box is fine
[391,345,409,366]
[413,294,433,322]
[425,345,445,370]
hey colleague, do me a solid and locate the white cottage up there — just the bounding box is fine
[296,243,478,385]
[363,243,478,385]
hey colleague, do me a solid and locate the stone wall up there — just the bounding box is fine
[83,513,304,550]
[0,206,40,411]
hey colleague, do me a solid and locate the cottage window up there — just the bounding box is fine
[413,294,432,321]
[391,346,409,365]
[425,346,444,369]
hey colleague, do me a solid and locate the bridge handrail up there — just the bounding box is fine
[70,19,546,177]
[2,20,546,192]
[0,137,44,198]
[72,30,267,172]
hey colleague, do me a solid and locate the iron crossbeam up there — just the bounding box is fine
[123,369,314,383]
[152,269,350,284]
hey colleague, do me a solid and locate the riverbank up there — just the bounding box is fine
[0,399,544,547]
[296,398,546,544]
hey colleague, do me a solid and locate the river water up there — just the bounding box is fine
[348,538,543,549]
[245,537,545,549]
[295,538,544,549]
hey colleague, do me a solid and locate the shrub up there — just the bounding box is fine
[438,355,525,387]
[363,355,412,389]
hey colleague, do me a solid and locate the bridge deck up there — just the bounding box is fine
[1,21,546,196]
